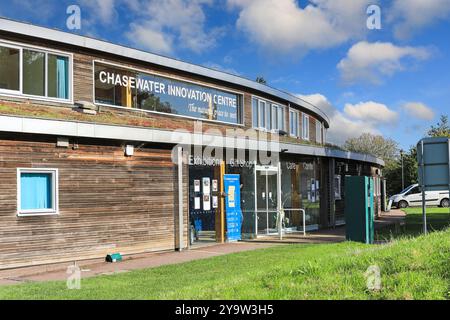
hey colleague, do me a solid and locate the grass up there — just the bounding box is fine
[0,227,449,300]
[376,207,450,241]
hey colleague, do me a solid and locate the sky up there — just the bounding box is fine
[0,0,449,149]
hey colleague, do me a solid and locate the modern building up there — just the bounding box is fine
[0,18,384,270]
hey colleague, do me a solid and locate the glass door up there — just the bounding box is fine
[255,166,279,235]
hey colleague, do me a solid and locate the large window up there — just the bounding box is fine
[302,113,310,140]
[316,120,323,144]
[17,169,58,216]
[0,42,71,101]
[289,109,299,137]
[252,97,286,132]
[94,62,242,125]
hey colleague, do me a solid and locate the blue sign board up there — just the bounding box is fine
[223,174,242,242]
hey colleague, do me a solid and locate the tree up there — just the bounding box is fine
[427,115,450,138]
[344,133,398,161]
[255,77,267,85]
[384,146,418,196]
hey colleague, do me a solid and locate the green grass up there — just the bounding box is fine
[1,228,449,300]
[376,207,450,241]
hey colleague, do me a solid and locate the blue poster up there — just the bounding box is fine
[224,174,242,242]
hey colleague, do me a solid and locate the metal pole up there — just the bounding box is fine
[401,150,404,191]
[420,141,427,235]
[177,147,184,250]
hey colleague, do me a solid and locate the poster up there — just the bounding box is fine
[228,185,236,208]
[202,178,211,194]
[194,180,200,192]
[194,197,201,209]
[212,196,218,208]
[212,179,218,192]
[203,194,211,211]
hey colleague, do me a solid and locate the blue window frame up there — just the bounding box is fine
[17,169,58,216]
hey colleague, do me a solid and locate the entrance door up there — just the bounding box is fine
[255,166,279,235]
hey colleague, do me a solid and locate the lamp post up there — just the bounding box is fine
[400,149,405,191]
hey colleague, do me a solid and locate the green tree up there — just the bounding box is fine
[344,133,398,161]
[427,115,450,138]
[384,147,418,196]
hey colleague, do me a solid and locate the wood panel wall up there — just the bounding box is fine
[0,133,188,270]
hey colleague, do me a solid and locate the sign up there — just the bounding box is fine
[94,62,242,124]
[223,174,242,242]
[417,137,450,191]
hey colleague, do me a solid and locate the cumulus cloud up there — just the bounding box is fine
[388,0,450,39]
[80,0,117,25]
[344,101,398,123]
[337,41,431,85]
[124,0,223,54]
[402,102,435,121]
[227,0,374,54]
[299,94,378,145]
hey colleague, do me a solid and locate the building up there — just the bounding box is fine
[0,18,384,270]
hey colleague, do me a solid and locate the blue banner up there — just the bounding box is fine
[224,174,242,242]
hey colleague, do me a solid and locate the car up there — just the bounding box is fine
[389,184,450,209]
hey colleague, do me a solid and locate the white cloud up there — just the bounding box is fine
[389,0,450,39]
[80,0,117,25]
[126,22,173,55]
[228,0,374,54]
[402,102,435,121]
[125,0,222,54]
[337,41,431,85]
[344,101,398,123]
[299,94,379,145]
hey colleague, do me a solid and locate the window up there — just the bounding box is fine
[252,97,286,132]
[316,120,323,144]
[0,42,71,101]
[0,45,20,92]
[289,109,299,137]
[252,97,258,128]
[271,104,285,131]
[302,114,310,140]
[17,169,58,216]
[334,175,342,200]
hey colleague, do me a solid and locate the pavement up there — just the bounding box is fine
[0,211,405,286]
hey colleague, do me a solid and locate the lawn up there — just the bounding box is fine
[0,227,449,300]
[376,207,450,240]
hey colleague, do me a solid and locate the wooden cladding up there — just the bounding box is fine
[0,133,188,269]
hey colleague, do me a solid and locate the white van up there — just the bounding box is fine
[390,184,449,209]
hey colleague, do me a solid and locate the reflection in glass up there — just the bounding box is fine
[0,46,20,91]
[23,50,45,96]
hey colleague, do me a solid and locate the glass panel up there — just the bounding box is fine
[258,101,266,128]
[278,107,284,131]
[94,62,242,124]
[271,105,277,130]
[20,173,53,211]
[48,55,69,99]
[23,50,45,96]
[0,46,20,91]
[252,98,258,128]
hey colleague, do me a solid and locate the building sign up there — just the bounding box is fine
[94,62,243,124]
[224,174,242,242]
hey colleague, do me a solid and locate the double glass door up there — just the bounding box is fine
[255,166,279,235]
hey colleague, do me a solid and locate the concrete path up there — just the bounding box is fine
[0,242,277,286]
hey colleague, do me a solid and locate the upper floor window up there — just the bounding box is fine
[302,113,310,140]
[289,109,299,137]
[0,41,71,101]
[316,120,323,144]
[252,96,285,132]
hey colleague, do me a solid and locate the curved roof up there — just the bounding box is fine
[0,17,330,128]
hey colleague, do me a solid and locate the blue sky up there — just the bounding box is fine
[1,0,449,149]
